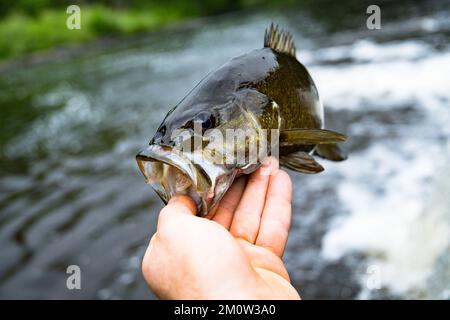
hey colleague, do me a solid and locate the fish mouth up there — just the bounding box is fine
[136,145,218,216]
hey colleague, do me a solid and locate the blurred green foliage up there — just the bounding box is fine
[0,0,286,18]
[0,0,298,61]
[0,7,183,59]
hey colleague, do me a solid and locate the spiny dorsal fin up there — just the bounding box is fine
[264,23,296,57]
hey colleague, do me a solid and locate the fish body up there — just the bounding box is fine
[136,24,347,216]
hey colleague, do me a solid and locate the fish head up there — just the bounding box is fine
[136,144,237,216]
[136,90,272,216]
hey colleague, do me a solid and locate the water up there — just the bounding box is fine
[1,1,449,299]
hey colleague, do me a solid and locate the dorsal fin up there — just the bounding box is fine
[264,23,296,57]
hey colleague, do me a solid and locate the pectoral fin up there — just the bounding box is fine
[314,143,347,161]
[280,151,324,174]
[280,128,346,146]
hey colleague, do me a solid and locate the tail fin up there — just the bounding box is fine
[264,23,296,57]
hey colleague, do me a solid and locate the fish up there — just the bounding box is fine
[136,23,347,216]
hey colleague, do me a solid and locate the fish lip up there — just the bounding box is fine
[136,145,236,216]
[136,144,198,187]
[136,144,208,214]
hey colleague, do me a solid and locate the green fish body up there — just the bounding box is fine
[137,24,347,215]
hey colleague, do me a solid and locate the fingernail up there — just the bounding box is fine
[168,195,184,204]
[167,195,197,215]
[260,157,279,176]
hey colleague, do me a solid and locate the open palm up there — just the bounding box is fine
[142,159,300,299]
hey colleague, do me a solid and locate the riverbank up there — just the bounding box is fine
[0,1,300,62]
[0,6,272,74]
[0,5,190,62]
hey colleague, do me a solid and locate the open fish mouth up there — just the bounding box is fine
[136,145,213,215]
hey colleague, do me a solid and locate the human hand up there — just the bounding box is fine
[142,158,300,299]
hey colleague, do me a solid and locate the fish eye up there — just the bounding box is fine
[195,112,215,129]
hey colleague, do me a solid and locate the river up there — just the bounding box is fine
[0,0,449,299]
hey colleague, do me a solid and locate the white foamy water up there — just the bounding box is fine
[312,40,450,298]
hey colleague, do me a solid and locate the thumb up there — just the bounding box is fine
[161,195,197,218]
[156,195,197,235]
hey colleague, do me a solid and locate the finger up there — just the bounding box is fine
[229,158,277,243]
[237,239,290,281]
[212,176,247,229]
[167,195,197,215]
[255,169,292,258]
[157,195,197,226]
